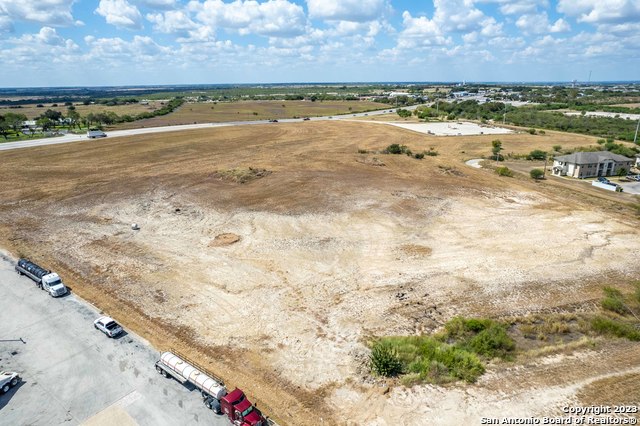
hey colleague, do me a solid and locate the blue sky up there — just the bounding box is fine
[1,0,639,87]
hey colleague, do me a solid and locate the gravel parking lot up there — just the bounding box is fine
[0,257,226,426]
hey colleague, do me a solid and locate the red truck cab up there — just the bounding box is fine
[220,388,265,426]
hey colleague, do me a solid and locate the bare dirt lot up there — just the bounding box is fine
[1,121,639,425]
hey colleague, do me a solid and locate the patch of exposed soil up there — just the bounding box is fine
[209,233,241,247]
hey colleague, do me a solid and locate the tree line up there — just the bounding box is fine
[0,98,184,139]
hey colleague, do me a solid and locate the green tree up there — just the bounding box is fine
[40,109,63,122]
[3,112,28,132]
[36,117,55,131]
[529,149,547,160]
[0,115,10,139]
[397,109,412,118]
[66,108,81,129]
[491,140,503,162]
[530,169,545,179]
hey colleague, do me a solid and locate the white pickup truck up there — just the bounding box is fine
[0,371,20,394]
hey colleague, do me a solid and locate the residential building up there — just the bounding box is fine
[552,151,634,178]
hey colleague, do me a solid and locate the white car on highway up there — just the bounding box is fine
[94,316,124,338]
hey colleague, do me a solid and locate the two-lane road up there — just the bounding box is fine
[0,105,421,152]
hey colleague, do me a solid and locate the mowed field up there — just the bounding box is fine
[113,100,389,128]
[1,121,639,425]
[0,101,163,119]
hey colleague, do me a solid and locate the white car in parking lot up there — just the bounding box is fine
[1,371,20,394]
[94,316,124,338]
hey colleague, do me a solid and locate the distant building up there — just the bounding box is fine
[552,151,634,178]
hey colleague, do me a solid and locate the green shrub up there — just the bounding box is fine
[385,144,406,154]
[528,128,537,135]
[530,168,545,179]
[425,149,438,156]
[529,149,547,160]
[414,152,425,159]
[591,316,640,341]
[465,325,516,359]
[444,317,492,337]
[552,145,562,152]
[369,341,402,377]
[496,166,513,177]
[357,149,369,154]
[602,286,626,314]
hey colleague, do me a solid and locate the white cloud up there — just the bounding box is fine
[137,0,176,9]
[549,18,570,33]
[0,0,77,27]
[516,12,570,35]
[1,27,80,65]
[557,0,640,24]
[191,0,307,37]
[0,15,13,33]
[84,34,171,62]
[147,10,197,34]
[476,0,549,16]
[433,0,485,33]
[397,11,450,49]
[306,0,390,22]
[96,0,144,30]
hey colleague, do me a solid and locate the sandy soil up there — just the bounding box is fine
[1,121,639,425]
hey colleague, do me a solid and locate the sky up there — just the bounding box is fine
[1,0,639,87]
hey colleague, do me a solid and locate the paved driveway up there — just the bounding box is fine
[0,257,226,426]
[620,181,640,195]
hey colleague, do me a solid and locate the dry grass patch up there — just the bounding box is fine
[113,100,388,128]
[212,167,271,184]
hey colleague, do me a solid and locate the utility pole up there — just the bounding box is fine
[543,153,548,178]
[634,117,640,145]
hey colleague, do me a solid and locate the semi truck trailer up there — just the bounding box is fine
[155,351,269,426]
[15,259,68,297]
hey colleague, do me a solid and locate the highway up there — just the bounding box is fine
[0,256,226,426]
[0,105,411,152]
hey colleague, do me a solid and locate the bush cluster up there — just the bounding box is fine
[495,166,514,177]
[369,316,515,384]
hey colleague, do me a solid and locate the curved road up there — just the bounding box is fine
[0,105,422,152]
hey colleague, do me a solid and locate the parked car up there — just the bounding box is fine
[596,177,610,184]
[268,119,278,123]
[0,371,20,394]
[94,316,123,338]
[303,117,310,121]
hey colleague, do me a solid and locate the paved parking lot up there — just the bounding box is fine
[620,180,640,195]
[0,257,226,426]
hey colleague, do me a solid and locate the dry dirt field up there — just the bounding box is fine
[0,102,163,119]
[112,100,389,129]
[1,121,639,425]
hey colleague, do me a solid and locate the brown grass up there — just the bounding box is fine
[0,102,163,120]
[112,100,389,129]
